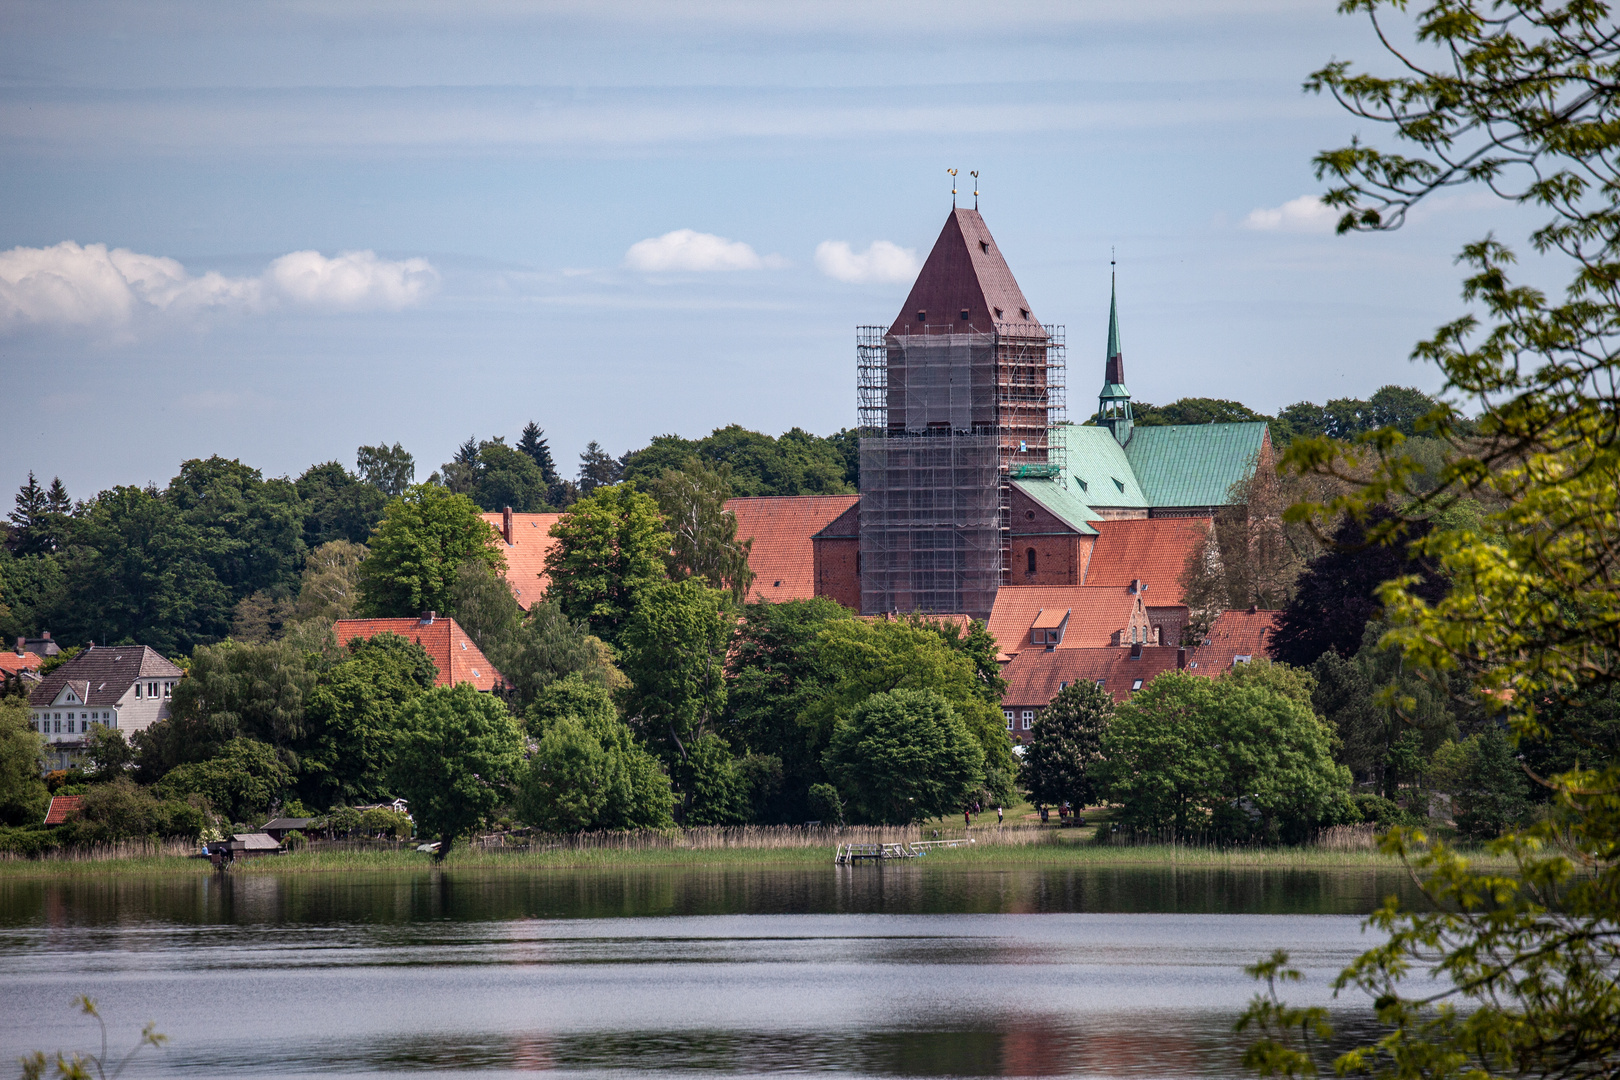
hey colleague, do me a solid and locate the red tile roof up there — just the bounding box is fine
[44,795,81,825]
[332,616,503,691]
[0,650,42,676]
[1082,517,1211,605]
[1185,609,1281,675]
[726,495,860,604]
[987,586,1145,658]
[480,511,564,610]
[1002,646,1188,708]
[891,209,1044,336]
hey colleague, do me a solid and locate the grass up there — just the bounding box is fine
[0,827,1513,878]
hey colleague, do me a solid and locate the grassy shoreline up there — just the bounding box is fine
[0,839,1509,878]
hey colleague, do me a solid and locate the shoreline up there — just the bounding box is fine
[0,840,1505,878]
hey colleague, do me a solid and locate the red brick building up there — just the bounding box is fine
[333,612,503,692]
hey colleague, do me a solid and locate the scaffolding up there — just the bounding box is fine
[856,322,1065,620]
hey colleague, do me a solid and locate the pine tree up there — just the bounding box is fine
[8,472,47,552]
[45,477,71,515]
[517,422,560,485]
[577,441,622,494]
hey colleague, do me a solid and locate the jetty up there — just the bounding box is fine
[834,838,973,864]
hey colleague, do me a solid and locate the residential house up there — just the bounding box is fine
[27,645,185,771]
[333,612,503,691]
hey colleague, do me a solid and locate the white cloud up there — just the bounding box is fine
[0,241,437,333]
[267,249,437,309]
[624,229,778,273]
[1242,195,1338,233]
[814,239,920,284]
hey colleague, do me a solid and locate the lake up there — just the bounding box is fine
[0,864,1413,1077]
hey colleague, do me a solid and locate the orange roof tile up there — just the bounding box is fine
[987,586,1144,657]
[1186,609,1281,675]
[44,795,81,825]
[726,495,860,604]
[332,616,503,692]
[1002,646,1188,707]
[1082,517,1211,605]
[1030,608,1068,630]
[0,650,42,675]
[480,511,564,610]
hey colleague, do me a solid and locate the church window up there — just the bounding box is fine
[916,310,926,322]
[959,309,969,320]
[1026,549,1036,574]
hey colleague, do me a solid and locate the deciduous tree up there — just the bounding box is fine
[357,485,503,618]
[542,485,670,644]
[823,689,984,825]
[389,682,522,858]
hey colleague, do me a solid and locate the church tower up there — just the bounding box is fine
[1097,270,1133,446]
[855,208,1065,620]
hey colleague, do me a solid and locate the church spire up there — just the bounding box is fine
[1098,261,1133,445]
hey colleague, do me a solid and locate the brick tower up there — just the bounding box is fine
[856,209,1065,620]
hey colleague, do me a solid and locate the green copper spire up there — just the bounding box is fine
[1098,260,1133,446]
[1106,269,1122,366]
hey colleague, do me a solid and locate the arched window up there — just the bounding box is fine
[1026,548,1037,574]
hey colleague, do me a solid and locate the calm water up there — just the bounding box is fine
[0,865,1415,1078]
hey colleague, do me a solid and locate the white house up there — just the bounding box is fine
[27,645,184,771]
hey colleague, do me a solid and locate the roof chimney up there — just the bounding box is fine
[14,637,22,657]
[41,631,51,641]
[1177,647,1187,669]
[420,611,436,625]
[502,506,513,545]
[1248,604,1257,615]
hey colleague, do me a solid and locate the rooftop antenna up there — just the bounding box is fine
[947,168,958,207]
[970,171,979,210]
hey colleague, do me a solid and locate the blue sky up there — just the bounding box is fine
[0,0,1526,500]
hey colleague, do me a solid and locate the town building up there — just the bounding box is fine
[27,645,185,771]
[480,507,564,610]
[997,609,1282,743]
[333,612,504,691]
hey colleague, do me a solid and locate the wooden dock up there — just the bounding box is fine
[834,838,974,864]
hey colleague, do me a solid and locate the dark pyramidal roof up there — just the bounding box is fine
[890,208,1043,336]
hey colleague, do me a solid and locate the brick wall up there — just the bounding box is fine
[813,536,861,610]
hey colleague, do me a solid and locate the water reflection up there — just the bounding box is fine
[0,868,1403,1079]
[0,863,1427,928]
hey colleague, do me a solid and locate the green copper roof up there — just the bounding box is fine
[1106,273,1122,362]
[1099,382,1131,400]
[1054,424,1150,508]
[1122,422,1269,508]
[1011,477,1099,535]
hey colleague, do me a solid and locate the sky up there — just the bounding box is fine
[0,0,1535,500]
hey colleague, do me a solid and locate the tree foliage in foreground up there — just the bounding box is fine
[823,689,984,825]
[357,485,503,618]
[389,683,522,858]
[1242,3,1620,1077]
[1019,678,1113,811]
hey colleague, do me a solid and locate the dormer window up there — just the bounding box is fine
[993,307,1003,319]
[979,241,989,253]
[1019,308,1030,319]
[1113,477,1125,492]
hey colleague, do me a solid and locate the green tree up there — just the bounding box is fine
[648,456,755,602]
[82,724,133,781]
[577,441,622,494]
[812,617,1017,806]
[357,485,504,618]
[356,443,415,497]
[0,550,66,640]
[1451,725,1532,840]
[1239,5,1620,1074]
[58,485,232,653]
[515,675,673,832]
[517,422,562,487]
[542,485,670,644]
[616,579,731,820]
[164,638,324,770]
[293,539,367,623]
[166,456,307,604]
[8,471,74,556]
[1020,679,1113,811]
[155,737,291,823]
[497,600,625,713]
[389,682,522,858]
[0,697,47,826]
[296,461,388,547]
[1100,673,1221,833]
[472,441,552,513]
[823,689,985,825]
[445,557,524,663]
[724,598,856,821]
[300,632,438,807]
